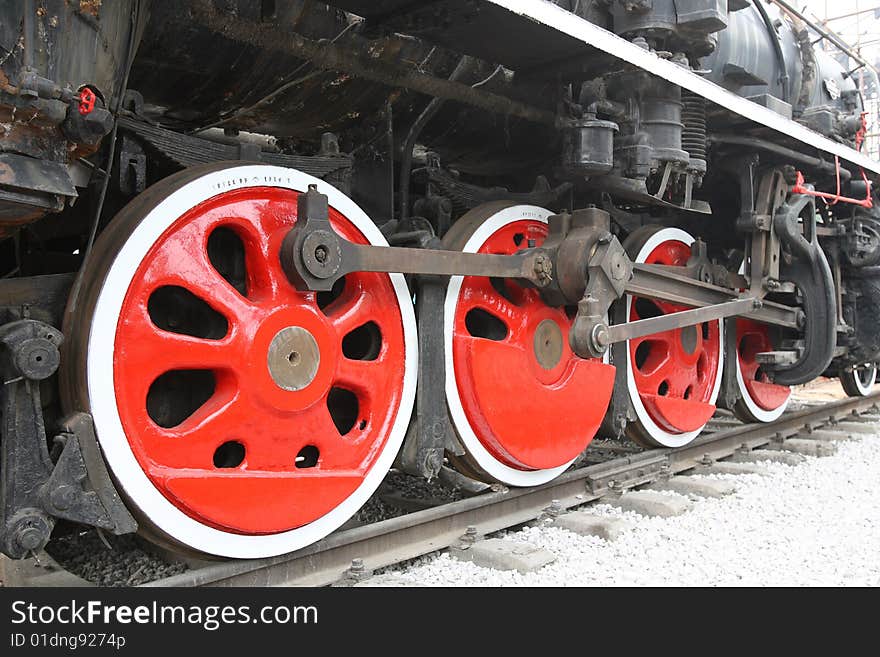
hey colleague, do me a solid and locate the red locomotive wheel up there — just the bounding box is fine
[623,227,724,447]
[61,164,417,558]
[733,319,791,422]
[443,203,615,486]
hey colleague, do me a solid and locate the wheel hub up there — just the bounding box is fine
[680,324,698,355]
[267,326,321,392]
[533,319,564,370]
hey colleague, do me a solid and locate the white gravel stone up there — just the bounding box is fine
[390,433,880,586]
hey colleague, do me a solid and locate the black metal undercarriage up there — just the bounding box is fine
[1,0,880,560]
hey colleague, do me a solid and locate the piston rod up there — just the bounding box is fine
[592,298,762,352]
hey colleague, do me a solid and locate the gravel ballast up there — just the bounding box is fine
[389,432,880,586]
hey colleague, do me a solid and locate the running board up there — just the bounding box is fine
[484,0,880,175]
[328,0,880,176]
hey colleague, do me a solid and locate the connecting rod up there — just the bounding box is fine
[280,186,801,358]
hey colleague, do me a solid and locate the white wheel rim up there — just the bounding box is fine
[734,356,790,423]
[853,365,877,396]
[86,165,418,558]
[444,205,574,486]
[624,228,725,447]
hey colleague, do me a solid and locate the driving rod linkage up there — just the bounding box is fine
[280,186,801,358]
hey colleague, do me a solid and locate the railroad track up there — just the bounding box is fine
[2,392,878,588]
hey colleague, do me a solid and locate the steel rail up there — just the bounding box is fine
[139,392,880,588]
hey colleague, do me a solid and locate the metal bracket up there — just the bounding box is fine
[55,413,137,537]
[0,320,135,560]
[397,271,459,479]
[1,320,62,558]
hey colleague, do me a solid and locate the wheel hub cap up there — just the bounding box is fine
[267,326,321,392]
[533,319,564,370]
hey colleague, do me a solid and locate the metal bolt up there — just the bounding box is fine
[593,324,610,349]
[49,485,76,512]
[350,558,365,575]
[314,245,329,264]
[700,454,714,466]
[15,527,43,553]
[752,298,764,310]
[606,479,622,497]
[533,255,553,286]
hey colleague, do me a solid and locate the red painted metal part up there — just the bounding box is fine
[855,112,868,152]
[629,240,720,433]
[792,157,873,209]
[78,87,97,115]
[452,219,615,471]
[736,319,792,412]
[113,187,407,535]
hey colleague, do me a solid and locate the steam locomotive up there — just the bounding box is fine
[1,0,878,560]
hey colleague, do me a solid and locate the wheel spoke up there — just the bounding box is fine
[145,224,254,323]
[122,318,238,379]
[234,217,291,305]
[324,277,382,337]
[461,278,526,323]
[335,357,383,396]
[140,394,245,471]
